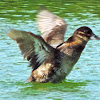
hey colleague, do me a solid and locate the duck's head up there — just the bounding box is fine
[73,26,100,42]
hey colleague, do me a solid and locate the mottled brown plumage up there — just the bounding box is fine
[7,9,100,83]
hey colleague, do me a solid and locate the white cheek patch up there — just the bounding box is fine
[77,34,88,41]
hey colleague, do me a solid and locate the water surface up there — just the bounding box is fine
[0,0,100,100]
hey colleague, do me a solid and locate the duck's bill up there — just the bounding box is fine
[90,33,100,40]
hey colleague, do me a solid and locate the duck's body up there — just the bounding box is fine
[7,9,100,83]
[29,36,86,83]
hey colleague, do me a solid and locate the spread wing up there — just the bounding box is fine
[7,29,55,70]
[37,9,67,48]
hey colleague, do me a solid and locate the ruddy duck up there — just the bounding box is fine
[7,9,100,83]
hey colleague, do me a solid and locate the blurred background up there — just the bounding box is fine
[0,0,100,100]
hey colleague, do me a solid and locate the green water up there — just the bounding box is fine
[0,0,100,100]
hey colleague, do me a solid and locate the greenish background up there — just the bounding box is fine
[0,0,100,100]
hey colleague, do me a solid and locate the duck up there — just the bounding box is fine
[7,8,100,83]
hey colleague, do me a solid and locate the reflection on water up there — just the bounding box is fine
[0,0,100,100]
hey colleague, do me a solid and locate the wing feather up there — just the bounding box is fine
[37,9,67,48]
[7,29,55,70]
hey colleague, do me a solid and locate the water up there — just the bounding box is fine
[0,0,100,100]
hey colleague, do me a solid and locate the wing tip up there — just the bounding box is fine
[7,29,14,38]
[38,5,47,11]
[37,6,50,14]
[6,27,13,36]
